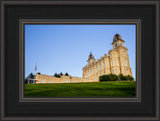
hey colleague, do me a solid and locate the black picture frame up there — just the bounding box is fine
[1,0,160,120]
[19,19,141,102]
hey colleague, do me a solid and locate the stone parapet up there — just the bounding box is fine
[36,74,99,84]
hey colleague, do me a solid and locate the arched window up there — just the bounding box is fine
[123,51,126,57]
[116,59,119,66]
[111,60,113,66]
[90,68,92,75]
[88,70,89,76]
[114,59,116,66]
[126,69,129,75]
[103,60,105,74]
[103,60,105,68]
[125,59,127,66]
[93,66,95,74]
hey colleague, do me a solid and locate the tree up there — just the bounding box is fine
[53,73,61,78]
[57,74,61,78]
[99,75,110,82]
[25,73,35,84]
[126,75,134,81]
[130,76,134,81]
[118,73,126,81]
[108,74,118,81]
[37,72,41,75]
[60,72,63,76]
[65,72,69,76]
[99,73,134,82]
[54,73,58,77]
[27,73,34,79]
[99,74,118,81]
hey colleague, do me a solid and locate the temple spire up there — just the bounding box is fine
[87,52,95,64]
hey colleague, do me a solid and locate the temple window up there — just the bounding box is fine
[123,51,126,57]
[116,59,119,66]
[103,60,105,74]
[111,60,113,66]
[126,69,129,75]
[91,68,92,75]
[125,59,127,66]
[115,43,117,47]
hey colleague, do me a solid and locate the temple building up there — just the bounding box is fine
[29,34,132,84]
[83,34,132,81]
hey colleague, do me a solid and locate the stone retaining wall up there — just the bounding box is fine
[35,74,99,84]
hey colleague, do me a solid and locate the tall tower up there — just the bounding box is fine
[109,34,132,76]
[87,52,96,65]
[83,52,96,79]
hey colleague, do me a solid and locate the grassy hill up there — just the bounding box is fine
[25,81,136,97]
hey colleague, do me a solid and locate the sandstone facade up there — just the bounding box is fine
[36,74,98,84]
[83,34,132,81]
[35,34,132,84]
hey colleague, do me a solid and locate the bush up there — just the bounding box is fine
[124,76,129,80]
[99,74,118,81]
[126,75,134,81]
[118,73,126,80]
[99,73,134,82]
[108,74,118,81]
[99,75,110,82]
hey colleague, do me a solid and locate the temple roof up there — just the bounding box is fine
[88,52,95,60]
[113,34,123,42]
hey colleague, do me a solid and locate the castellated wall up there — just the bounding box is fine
[35,74,99,84]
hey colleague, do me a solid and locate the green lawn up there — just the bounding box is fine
[25,81,136,97]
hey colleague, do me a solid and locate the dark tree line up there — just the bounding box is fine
[36,72,69,78]
[99,73,134,82]
[36,72,70,78]
[53,72,69,78]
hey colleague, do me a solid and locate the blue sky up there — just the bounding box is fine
[25,25,136,79]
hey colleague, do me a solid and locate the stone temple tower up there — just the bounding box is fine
[87,52,96,65]
[109,34,132,76]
